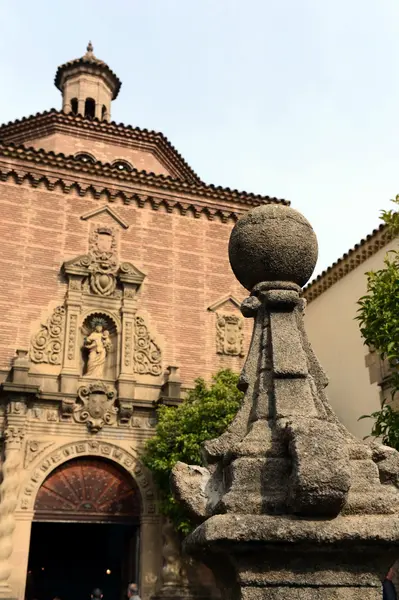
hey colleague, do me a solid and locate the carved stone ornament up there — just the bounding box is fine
[134,316,162,376]
[119,401,134,424]
[24,440,55,468]
[30,306,66,364]
[63,226,145,298]
[4,426,25,449]
[216,312,244,357]
[74,381,118,432]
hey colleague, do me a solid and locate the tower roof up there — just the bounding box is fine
[54,42,121,100]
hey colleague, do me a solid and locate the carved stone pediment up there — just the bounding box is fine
[207,294,242,312]
[63,226,145,297]
[72,381,118,433]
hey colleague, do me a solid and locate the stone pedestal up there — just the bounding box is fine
[171,205,399,600]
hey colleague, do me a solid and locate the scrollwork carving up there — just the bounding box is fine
[134,316,162,376]
[30,306,66,364]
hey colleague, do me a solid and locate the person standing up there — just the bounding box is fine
[91,588,104,600]
[383,566,397,600]
[127,583,141,600]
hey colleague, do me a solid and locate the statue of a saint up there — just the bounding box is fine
[84,322,112,379]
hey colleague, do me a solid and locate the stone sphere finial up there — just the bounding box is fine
[228,204,318,290]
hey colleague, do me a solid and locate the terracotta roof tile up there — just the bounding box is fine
[0,109,202,184]
[54,43,121,99]
[0,140,289,210]
[303,223,394,303]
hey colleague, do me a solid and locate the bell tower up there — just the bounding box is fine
[54,42,121,122]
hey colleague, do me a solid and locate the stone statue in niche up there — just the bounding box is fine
[83,318,112,379]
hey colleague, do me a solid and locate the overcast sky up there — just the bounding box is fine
[0,0,398,277]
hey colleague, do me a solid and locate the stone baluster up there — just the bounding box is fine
[0,401,26,599]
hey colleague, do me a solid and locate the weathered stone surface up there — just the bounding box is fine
[170,463,210,522]
[286,418,351,516]
[228,205,318,290]
[171,204,399,600]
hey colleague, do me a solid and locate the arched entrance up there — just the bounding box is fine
[25,457,141,600]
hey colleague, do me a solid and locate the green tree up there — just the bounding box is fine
[141,369,243,534]
[357,195,399,448]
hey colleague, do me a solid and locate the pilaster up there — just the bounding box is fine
[140,514,162,600]
[0,400,28,600]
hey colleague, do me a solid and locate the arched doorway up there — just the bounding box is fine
[25,457,141,600]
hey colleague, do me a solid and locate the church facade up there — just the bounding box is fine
[0,45,286,600]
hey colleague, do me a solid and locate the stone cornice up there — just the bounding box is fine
[0,140,288,221]
[0,109,202,184]
[303,224,394,304]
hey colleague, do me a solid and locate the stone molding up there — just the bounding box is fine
[80,205,129,229]
[207,294,242,312]
[0,140,287,220]
[19,440,158,515]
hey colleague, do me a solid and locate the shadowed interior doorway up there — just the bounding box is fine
[25,457,141,600]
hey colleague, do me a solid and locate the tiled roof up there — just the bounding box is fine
[0,109,203,184]
[54,43,121,99]
[303,224,394,303]
[0,141,288,216]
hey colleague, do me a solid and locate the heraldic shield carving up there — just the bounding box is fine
[74,381,118,432]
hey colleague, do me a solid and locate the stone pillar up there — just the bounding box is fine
[0,401,27,600]
[78,98,85,116]
[61,273,84,393]
[95,101,102,121]
[152,520,183,599]
[140,515,162,600]
[8,514,33,600]
[118,282,138,401]
[171,204,399,600]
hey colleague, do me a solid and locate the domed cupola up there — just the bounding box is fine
[54,42,121,122]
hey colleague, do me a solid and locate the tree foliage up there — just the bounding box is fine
[141,369,243,534]
[357,195,399,448]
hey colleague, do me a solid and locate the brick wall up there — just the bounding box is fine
[0,178,251,386]
[23,131,172,176]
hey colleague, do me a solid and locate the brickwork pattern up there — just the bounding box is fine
[29,131,171,177]
[0,180,250,386]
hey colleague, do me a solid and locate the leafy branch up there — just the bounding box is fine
[141,369,243,535]
[357,195,399,446]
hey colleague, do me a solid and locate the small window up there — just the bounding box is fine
[75,153,95,164]
[112,160,133,173]
[84,98,95,119]
[102,105,107,119]
[71,98,78,115]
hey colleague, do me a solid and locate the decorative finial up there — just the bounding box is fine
[86,41,93,53]
[228,204,318,290]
